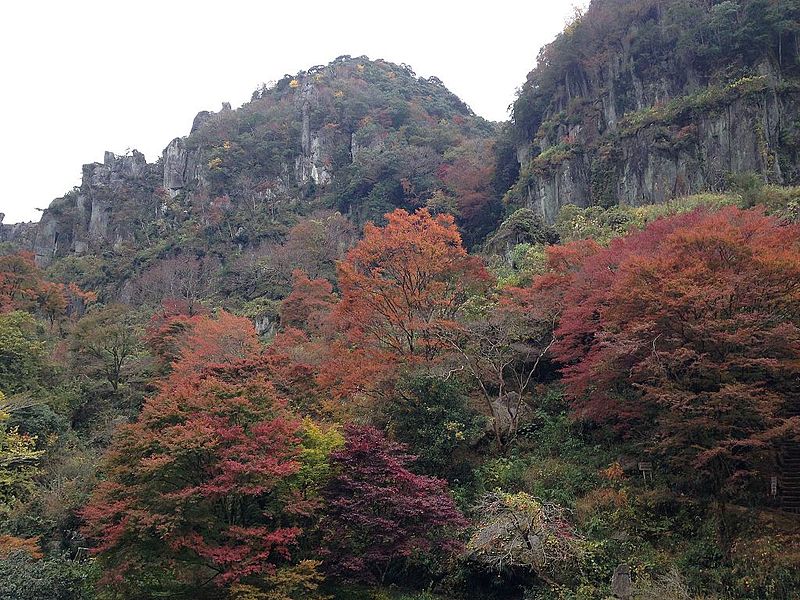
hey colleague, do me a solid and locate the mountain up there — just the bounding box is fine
[500,0,800,221]
[3,2,800,294]
[1,56,498,291]
[4,3,800,599]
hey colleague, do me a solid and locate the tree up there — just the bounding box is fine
[0,253,95,329]
[81,367,308,597]
[69,305,143,392]
[437,139,502,246]
[279,270,336,334]
[323,209,489,403]
[435,239,598,451]
[554,208,800,505]
[0,550,93,600]
[281,211,356,282]
[440,282,561,450]
[320,425,466,585]
[467,492,584,588]
[144,298,207,368]
[0,312,48,396]
[0,391,43,518]
[0,253,41,313]
[385,376,484,480]
[34,280,94,332]
[169,310,261,378]
[336,208,489,361]
[131,255,217,314]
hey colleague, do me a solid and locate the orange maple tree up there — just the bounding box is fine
[334,208,490,360]
[0,252,95,325]
[312,208,490,404]
[170,310,262,378]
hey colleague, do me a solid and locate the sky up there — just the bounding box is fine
[0,0,587,224]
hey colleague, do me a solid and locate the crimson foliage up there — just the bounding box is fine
[553,207,800,499]
[321,425,467,583]
[81,363,306,595]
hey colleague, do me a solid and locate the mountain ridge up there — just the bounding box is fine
[1,56,498,269]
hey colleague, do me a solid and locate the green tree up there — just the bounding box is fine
[0,391,43,518]
[0,311,47,396]
[69,305,144,392]
[385,376,484,481]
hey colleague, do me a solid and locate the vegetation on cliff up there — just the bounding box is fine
[2,2,800,599]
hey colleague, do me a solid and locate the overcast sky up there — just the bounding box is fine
[0,0,586,223]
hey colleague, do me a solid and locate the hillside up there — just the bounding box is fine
[1,56,498,301]
[2,3,800,600]
[500,0,800,221]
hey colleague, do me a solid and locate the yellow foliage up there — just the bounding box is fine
[297,419,343,496]
[601,461,626,482]
[0,534,43,559]
[223,141,232,150]
[208,157,223,170]
[289,79,300,89]
[228,560,329,600]
[333,90,344,98]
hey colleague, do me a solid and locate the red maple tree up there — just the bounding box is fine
[553,207,800,500]
[320,425,467,584]
[81,365,306,593]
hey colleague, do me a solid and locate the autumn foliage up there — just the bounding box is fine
[81,366,305,592]
[321,425,467,583]
[279,270,336,334]
[335,208,490,361]
[311,208,490,405]
[553,207,800,497]
[171,310,261,377]
[72,201,800,597]
[0,252,95,324]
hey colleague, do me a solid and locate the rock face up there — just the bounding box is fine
[163,137,204,198]
[7,56,492,269]
[507,2,800,223]
[611,564,633,599]
[31,150,160,265]
[0,213,38,248]
[293,81,333,187]
[522,80,799,223]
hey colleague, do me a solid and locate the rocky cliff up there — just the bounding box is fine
[10,56,496,273]
[0,214,37,248]
[27,150,161,266]
[503,0,800,222]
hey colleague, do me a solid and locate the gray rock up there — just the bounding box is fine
[514,32,798,223]
[291,75,336,187]
[488,392,531,438]
[28,150,158,265]
[611,564,633,599]
[163,137,203,197]
[0,213,38,249]
[190,110,213,134]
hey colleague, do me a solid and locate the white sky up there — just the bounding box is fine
[0,0,586,224]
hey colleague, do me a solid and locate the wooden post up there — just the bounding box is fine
[638,461,653,484]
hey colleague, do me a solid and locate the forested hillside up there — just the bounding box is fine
[1,1,800,599]
[1,56,498,302]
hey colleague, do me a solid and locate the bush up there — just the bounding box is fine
[0,552,95,600]
[385,377,485,482]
